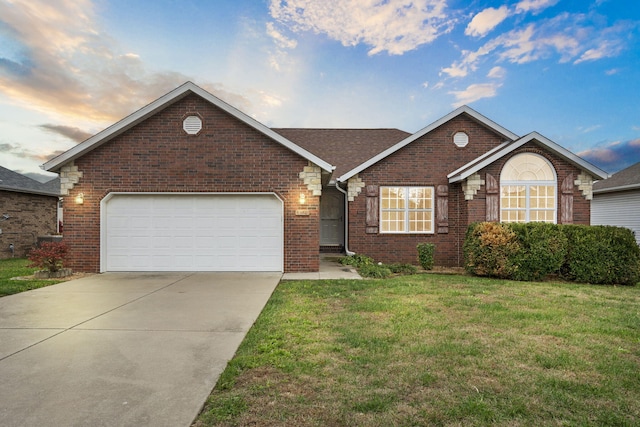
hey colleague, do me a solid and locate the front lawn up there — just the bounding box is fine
[0,258,64,297]
[195,274,640,426]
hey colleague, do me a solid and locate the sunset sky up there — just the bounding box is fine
[1,0,638,181]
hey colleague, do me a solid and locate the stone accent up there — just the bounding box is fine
[462,173,485,200]
[574,172,594,200]
[59,162,83,195]
[347,175,365,201]
[299,162,322,196]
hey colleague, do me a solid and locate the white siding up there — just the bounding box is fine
[591,189,640,246]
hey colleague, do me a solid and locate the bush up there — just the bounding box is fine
[358,264,392,279]
[560,225,640,286]
[508,223,568,281]
[388,263,418,275]
[416,243,435,270]
[463,222,520,278]
[28,241,69,273]
[340,254,374,269]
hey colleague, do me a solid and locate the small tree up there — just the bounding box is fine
[28,242,69,273]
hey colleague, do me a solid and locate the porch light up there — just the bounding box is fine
[299,193,306,205]
[75,193,84,205]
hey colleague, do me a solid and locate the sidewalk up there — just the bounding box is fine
[281,255,362,280]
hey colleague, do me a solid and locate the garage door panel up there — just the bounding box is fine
[104,194,283,271]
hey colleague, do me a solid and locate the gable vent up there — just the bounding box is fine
[453,131,469,148]
[183,115,202,135]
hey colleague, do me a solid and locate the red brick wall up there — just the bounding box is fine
[0,190,58,259]
[348,116,592,267]
[63,93,319,272]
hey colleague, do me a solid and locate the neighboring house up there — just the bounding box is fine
[0,166,61,259]
[592,161,640,246]
[43,82,608,273]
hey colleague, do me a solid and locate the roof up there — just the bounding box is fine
[448,131,609,183]
[43,81,334,174]
[593,161,640,194]
[337,105,520,182]
[273,128,411,178]
[0,166,60,196]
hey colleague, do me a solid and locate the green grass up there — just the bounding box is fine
[0,258,64,297]
[195,274,640,427]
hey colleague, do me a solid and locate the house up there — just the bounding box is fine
[592,161,640,246]
[0,166,61,259]
[43,82,608,273]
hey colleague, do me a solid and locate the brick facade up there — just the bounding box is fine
[348,116,592,267]
[0,190,58,259]
[63,94,320,273]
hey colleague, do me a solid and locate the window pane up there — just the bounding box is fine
[381,211,405,232]
[409,211,432,232]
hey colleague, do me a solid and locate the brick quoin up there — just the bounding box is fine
[64,94,319,273]
[348,115,592,267]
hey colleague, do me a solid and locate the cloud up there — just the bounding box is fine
[465,6,510,38]
[578,138,640,173]
[449,82,502,107]
[39,124,92,143]
[0,0,251,124]
[487,66,506,79]
[269,0,455,55]
[266,22,297,49]
[442,13,631,78]
[515,0,559,14]
[0,141,57,163]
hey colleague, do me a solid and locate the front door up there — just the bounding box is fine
[320,187,345,246]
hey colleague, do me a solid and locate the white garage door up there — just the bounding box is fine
[102,194,283,272]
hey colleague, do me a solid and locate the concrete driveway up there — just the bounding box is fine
[0,272,280,427]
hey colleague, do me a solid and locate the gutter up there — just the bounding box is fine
[334,181,355,256]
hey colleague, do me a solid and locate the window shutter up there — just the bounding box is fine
[437,185,449,234]
[486,173,499,222]
[561,174,574,224]
[365,185,379,234]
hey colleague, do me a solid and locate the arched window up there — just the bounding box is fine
[500,153,557,223]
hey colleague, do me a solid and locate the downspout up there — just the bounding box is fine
[335,181,355,255]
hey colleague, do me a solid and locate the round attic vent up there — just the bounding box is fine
[453,131,469,148]
[183,115,202,135]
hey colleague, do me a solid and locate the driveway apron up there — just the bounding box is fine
[0,272,280,427]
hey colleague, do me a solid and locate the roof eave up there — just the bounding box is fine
[449,132,609,183]
[593,183,640,194]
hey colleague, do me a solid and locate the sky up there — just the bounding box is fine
[1,0,639,182]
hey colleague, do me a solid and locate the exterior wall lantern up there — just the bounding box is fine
[299,193,306,205]
[75,193,84,205]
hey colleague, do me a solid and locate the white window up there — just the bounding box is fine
[500,153,557,223]
[381,187,434,233]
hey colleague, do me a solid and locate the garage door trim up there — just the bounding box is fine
[100,192,284,272]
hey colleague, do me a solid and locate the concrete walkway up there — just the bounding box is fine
[281,255,362,280]
[0,272,280,427]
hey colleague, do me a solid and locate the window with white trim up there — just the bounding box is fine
[381,186,434,233]
[500,153,557,223]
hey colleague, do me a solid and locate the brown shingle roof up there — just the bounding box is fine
[593,161,640,193]
[272,128,411,178]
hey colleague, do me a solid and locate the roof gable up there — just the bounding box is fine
[593,161,640,193]
[337,105,519,182]
[43,82,334,173]
[448,131,609,183]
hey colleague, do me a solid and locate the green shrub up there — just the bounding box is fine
[416,243,435,270]
[463,222,520,278]
[340,254,374,268]
[508,223,568,281]
[560,225,640,286]
[388,263,418,275]
[358,264,392,279]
